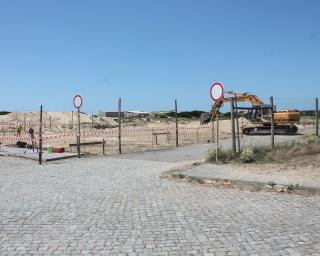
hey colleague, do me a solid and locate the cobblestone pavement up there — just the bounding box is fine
[0,154,320,255]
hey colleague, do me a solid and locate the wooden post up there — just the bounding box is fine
[196,128,199,144]
[175,99,179,147]
[241,112,244,138]
[270,96,275,149]
[316,98,319,137]
[24,116,26,132]
[151,128,154,148]
[102,139,105,155]
[77,108,81,158]
[49,116,52,132]
[91,114,94,130]
[118,98,122,154]
[234,95,241,153]
[39,105,43,165]
[71,111,74,130]
[211,107,215,143]
[231,99,236,154]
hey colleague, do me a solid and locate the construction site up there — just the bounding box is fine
[2,1,320,255]
[0,92,318,161]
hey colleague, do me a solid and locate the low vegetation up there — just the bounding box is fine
[207,148,236,163]
[0,111,11,115]
[153,110,244,120]
[207,135,320,164]
[253,135,320,163]
[154,110,205,119]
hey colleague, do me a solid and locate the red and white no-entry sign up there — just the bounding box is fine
[210,82,224,101]
[73,95,83,109]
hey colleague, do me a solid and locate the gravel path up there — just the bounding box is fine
[1,135,320,255]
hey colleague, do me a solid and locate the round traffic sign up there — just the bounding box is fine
[210,82,224,101]
[73,95,83,108]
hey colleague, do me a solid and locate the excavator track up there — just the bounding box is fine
[243,125,298,135]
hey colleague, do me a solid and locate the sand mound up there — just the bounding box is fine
[0,112,118,132]
[218,117,252,134]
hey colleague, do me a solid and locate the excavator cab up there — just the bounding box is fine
[250,105,273,124]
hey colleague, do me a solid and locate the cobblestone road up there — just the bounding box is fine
[0,152,320,255]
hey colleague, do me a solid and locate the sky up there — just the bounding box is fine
[0,0,319,113]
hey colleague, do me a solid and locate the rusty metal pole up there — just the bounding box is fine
[215,110,219,161]
[118,98,122,154]
[71,111,74,130]
[175,99,179,147]
[211,107,215,143]
[39,105,43,165]
[270,96,275,149]
[102,139,105,155]
[234,95,241,153]
[231,99,236,154]
[196,128,199,144]
[241,112,244,138]
[316,98,319,137]
[91,114,94,130]
[77,108,81,158]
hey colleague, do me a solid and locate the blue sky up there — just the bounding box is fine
[0,0,319,113]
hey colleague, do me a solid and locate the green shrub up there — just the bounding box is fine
[240,148,255,163]
[305,135,320,144]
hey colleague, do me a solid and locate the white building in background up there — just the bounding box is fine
[98,111,151,118]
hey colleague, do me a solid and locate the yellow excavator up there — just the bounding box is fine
[200,91,300,135]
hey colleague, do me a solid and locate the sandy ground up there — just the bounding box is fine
[1,112,318,156]
[234,154,320,184]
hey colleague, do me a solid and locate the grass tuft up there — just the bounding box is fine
[207,148,236,163]
[207,135,320,164]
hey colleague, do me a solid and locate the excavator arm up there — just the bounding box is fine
[221,95,264,106]
[212,94,264,118]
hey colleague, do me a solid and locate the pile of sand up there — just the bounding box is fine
[0,112,252,135]
[0,112,118,132]
[218,117,252,134]
[159,117,251,134]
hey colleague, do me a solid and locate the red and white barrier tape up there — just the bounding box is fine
[0,125,212,142]
[0,122,41,127]
[42,125,212,139]
[0,136,32,142]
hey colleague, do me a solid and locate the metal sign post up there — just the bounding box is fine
[316,98,319,137]
[270,96,275,149]
[73,95,83,158]
[39,105,43,165]
[210,82,224,161]
[231,99,236,154]
[118,98,122,154]
[216,109,219,162]
[175,99,179,147]
[234,94,240,153]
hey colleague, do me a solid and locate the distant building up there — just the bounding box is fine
[98,111,150,118]
[98,111,124,118]
[124,111,150,118]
